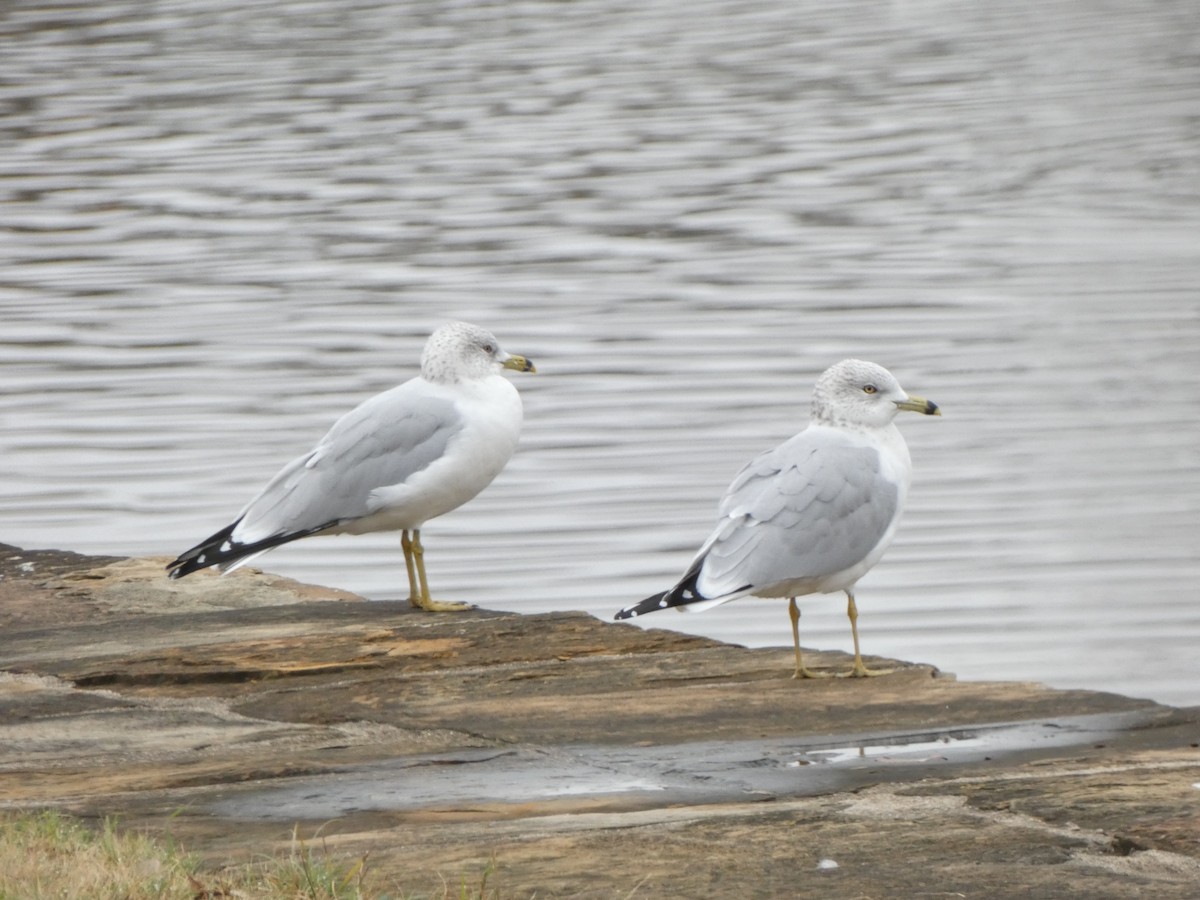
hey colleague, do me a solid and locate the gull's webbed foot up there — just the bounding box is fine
[409,595,473,613]
[840,659,894,678]
[792,665,835,680]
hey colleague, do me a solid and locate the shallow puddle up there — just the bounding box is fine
[209,710,1143,820]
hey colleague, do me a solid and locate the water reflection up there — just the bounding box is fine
[2,0,1198,706]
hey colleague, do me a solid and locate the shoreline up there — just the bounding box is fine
[2,542,1197,897]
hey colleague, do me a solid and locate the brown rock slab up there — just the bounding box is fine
[1,543,1197,898]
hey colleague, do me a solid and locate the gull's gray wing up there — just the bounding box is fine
[695,428,900,598]
[233,381,464,542]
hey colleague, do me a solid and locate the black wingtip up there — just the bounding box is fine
[167,517,341,580]
[615,558,712,619]
[614,591,672,620]
[165,521,240,579]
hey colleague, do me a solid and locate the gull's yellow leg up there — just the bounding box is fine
[842,589,892,677]
[789,597,830,679]
[401,531,421,605]
[408,529,472,612]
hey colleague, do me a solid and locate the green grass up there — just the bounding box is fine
[0,810,500,900]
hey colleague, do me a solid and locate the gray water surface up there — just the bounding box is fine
[3,0,1198,706]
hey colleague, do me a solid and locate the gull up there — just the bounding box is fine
[167,321,535,611]
[615,359,939,677]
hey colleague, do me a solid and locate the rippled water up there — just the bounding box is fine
[3,0,1198,706]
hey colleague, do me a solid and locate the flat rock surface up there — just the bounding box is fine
[1,543,1197,898]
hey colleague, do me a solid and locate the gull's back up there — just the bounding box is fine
[695,424,905,601]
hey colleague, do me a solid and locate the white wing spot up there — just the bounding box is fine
[220,541,232,552]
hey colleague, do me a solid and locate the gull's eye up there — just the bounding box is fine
[481,342,496,354]
[862,384,878,394]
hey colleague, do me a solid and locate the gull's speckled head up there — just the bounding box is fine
[421,321,536,384]
[811,359,938,429]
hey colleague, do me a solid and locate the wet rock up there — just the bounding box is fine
[1,544,1197,897]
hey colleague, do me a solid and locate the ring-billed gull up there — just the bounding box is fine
[615,359,939,678]
[167,321,536,611]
